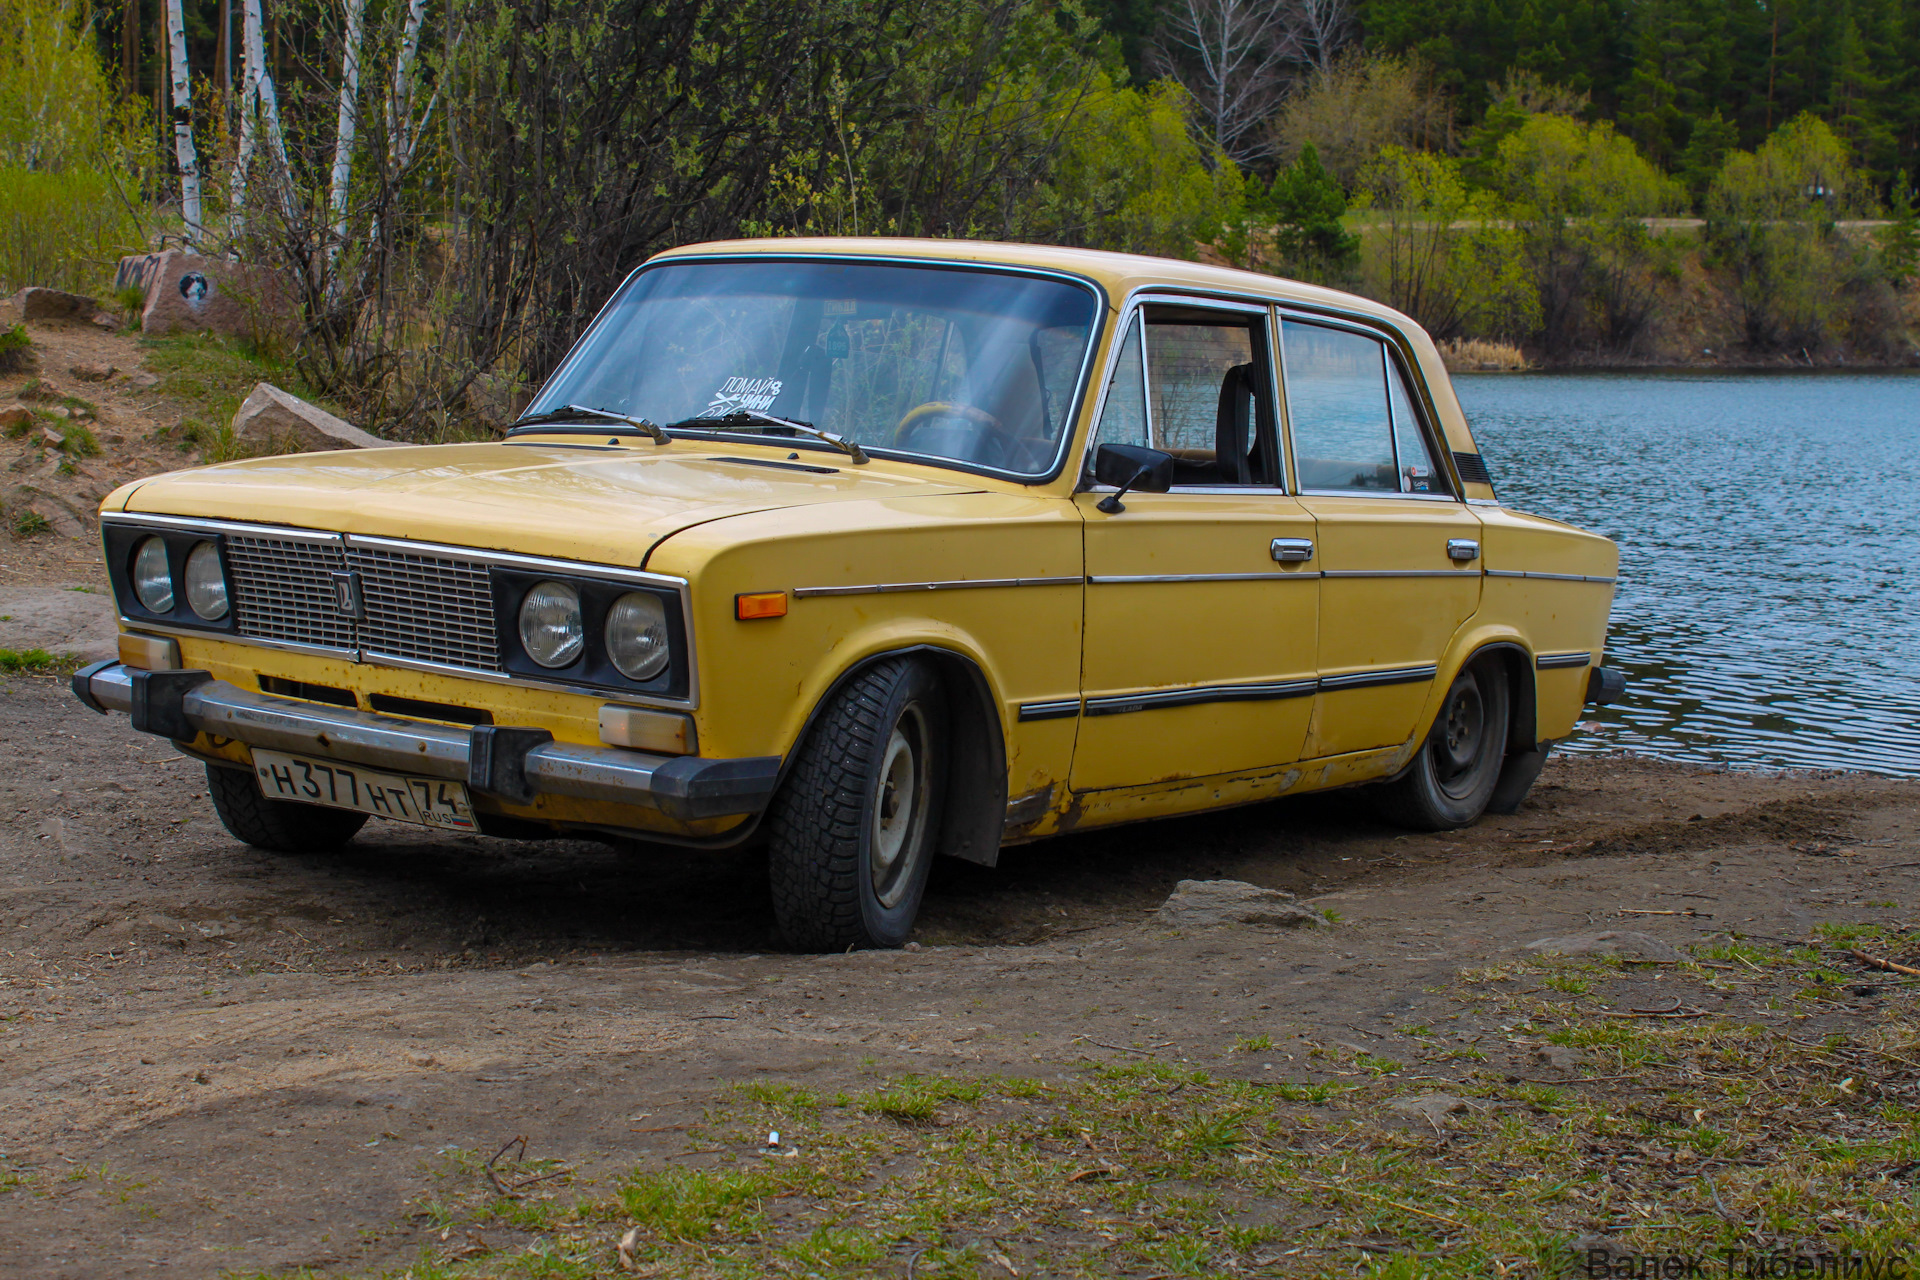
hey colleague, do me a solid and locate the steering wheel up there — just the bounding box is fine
[892,401,1021,466]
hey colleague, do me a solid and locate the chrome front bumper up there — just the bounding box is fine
[71,662,778,823]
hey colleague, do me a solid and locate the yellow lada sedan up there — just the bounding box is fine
[71,239,1624,950]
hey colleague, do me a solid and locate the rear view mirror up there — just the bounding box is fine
[1092,443,1174,514]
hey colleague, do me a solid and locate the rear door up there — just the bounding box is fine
[1279,315,1483,758]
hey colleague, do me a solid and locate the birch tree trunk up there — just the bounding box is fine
[329,0,370,269]
[389,0,431,172]
[165,0,203,244]
[243,0,293,203]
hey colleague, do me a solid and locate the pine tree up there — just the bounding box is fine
[1883,171,1920,287]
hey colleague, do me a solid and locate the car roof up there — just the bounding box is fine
[647,237,1420,333]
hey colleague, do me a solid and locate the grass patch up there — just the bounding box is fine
[0,322,29,374]
[0,648,81,674]
[9,509,52,537]
[140,332,351,463]
[334,924,1919,1278]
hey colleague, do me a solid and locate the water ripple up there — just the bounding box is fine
[1457,369,1920,777]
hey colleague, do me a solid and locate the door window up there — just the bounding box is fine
[1090,309,1275,487]
[1283,319,1451,496]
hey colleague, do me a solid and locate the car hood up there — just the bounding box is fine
[111,440,984,567]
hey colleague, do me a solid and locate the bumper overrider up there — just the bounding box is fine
[71,662,779,824]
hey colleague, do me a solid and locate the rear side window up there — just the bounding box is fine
[1282,319,1449,496]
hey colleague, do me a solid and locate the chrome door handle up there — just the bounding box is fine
[1447,539,1480,562]
[1271,538,1314,563]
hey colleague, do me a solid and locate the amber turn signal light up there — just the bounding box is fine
[735,591,788,620]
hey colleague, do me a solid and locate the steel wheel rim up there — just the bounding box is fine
[1434,674,1486,797]
[870,706,929,908]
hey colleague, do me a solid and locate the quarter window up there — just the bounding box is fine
[1283,319,1449,496]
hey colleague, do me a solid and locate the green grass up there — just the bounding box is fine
[219,925,1920,1279]
[140,332,355,463]
[0,321,28,374]
[0,648,80,674]
[9,509,52,537]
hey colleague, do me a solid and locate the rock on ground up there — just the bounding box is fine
[1155,879,1327,929]
[14,288,98,321]
[125,250,291,339]
[1387,1092,1470,1121]
[69,362,115,382]
[1523,930,1685,962]
[231,381,399,452]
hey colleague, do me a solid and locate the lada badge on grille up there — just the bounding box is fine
[330,570,365,619]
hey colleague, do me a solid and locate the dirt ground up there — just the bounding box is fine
[2,305,1917,1276]
[3,659,1917,1276]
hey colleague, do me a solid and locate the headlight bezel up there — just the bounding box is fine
[491,568,688,698]
[103,523,240,634]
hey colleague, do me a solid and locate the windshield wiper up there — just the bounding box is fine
[511,403,669,445]
[663,409,869,465]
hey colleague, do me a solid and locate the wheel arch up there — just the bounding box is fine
[1428,628,1539,756]
[786,642,1010,869]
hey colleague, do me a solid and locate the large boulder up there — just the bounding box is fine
[15,288,98,321]
[1155,879,1327,929]
[126,250,291,339]
[231,382,400,452]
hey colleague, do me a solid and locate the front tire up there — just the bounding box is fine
[1378,658,1511,831]
[767,658,948,951]
[205,763,369,852]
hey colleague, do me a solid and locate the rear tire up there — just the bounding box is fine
[1378,657,1511,831]
[767,657,948,951]
[205,762,369,852]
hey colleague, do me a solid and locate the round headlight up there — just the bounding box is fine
[518,581,583,668]
[605,591,670,681]
[133,536,174,612]
[184,540,229,620]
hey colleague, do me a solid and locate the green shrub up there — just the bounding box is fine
[0,321,28,373]
[8,509,51,536]
[0,166,147,295]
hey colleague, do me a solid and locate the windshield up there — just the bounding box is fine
[527,259,1101,475]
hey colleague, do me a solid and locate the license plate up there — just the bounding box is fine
[251,749,477,832]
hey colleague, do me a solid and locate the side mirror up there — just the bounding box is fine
[1092,443,1174,514]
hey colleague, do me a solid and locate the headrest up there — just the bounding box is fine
[1214,363,1254,485]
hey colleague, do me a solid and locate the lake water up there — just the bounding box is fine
[1455,370,1920,778]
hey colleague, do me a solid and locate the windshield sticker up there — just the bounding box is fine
[822,299,858,316]
[706,376,784,415]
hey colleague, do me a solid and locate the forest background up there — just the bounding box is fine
[2,0,1917,437]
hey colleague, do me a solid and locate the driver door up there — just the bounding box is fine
[1071,302,1320,793]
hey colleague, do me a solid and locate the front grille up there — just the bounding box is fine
[347,544,502,671]
[225,532,502,673]
[227,534,357,650]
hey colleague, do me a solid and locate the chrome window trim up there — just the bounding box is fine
[1535,650,1595,670]
[792,575,1083,599]
[1485,569,1618,584]
[102,515,700,710]
[1088,571,1320,584]
[1074,286,1293,495]
[1320,569,1483,579]
[1296,488,1462,503]
[1274,310,1465,505]
[526,251,1109,487]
